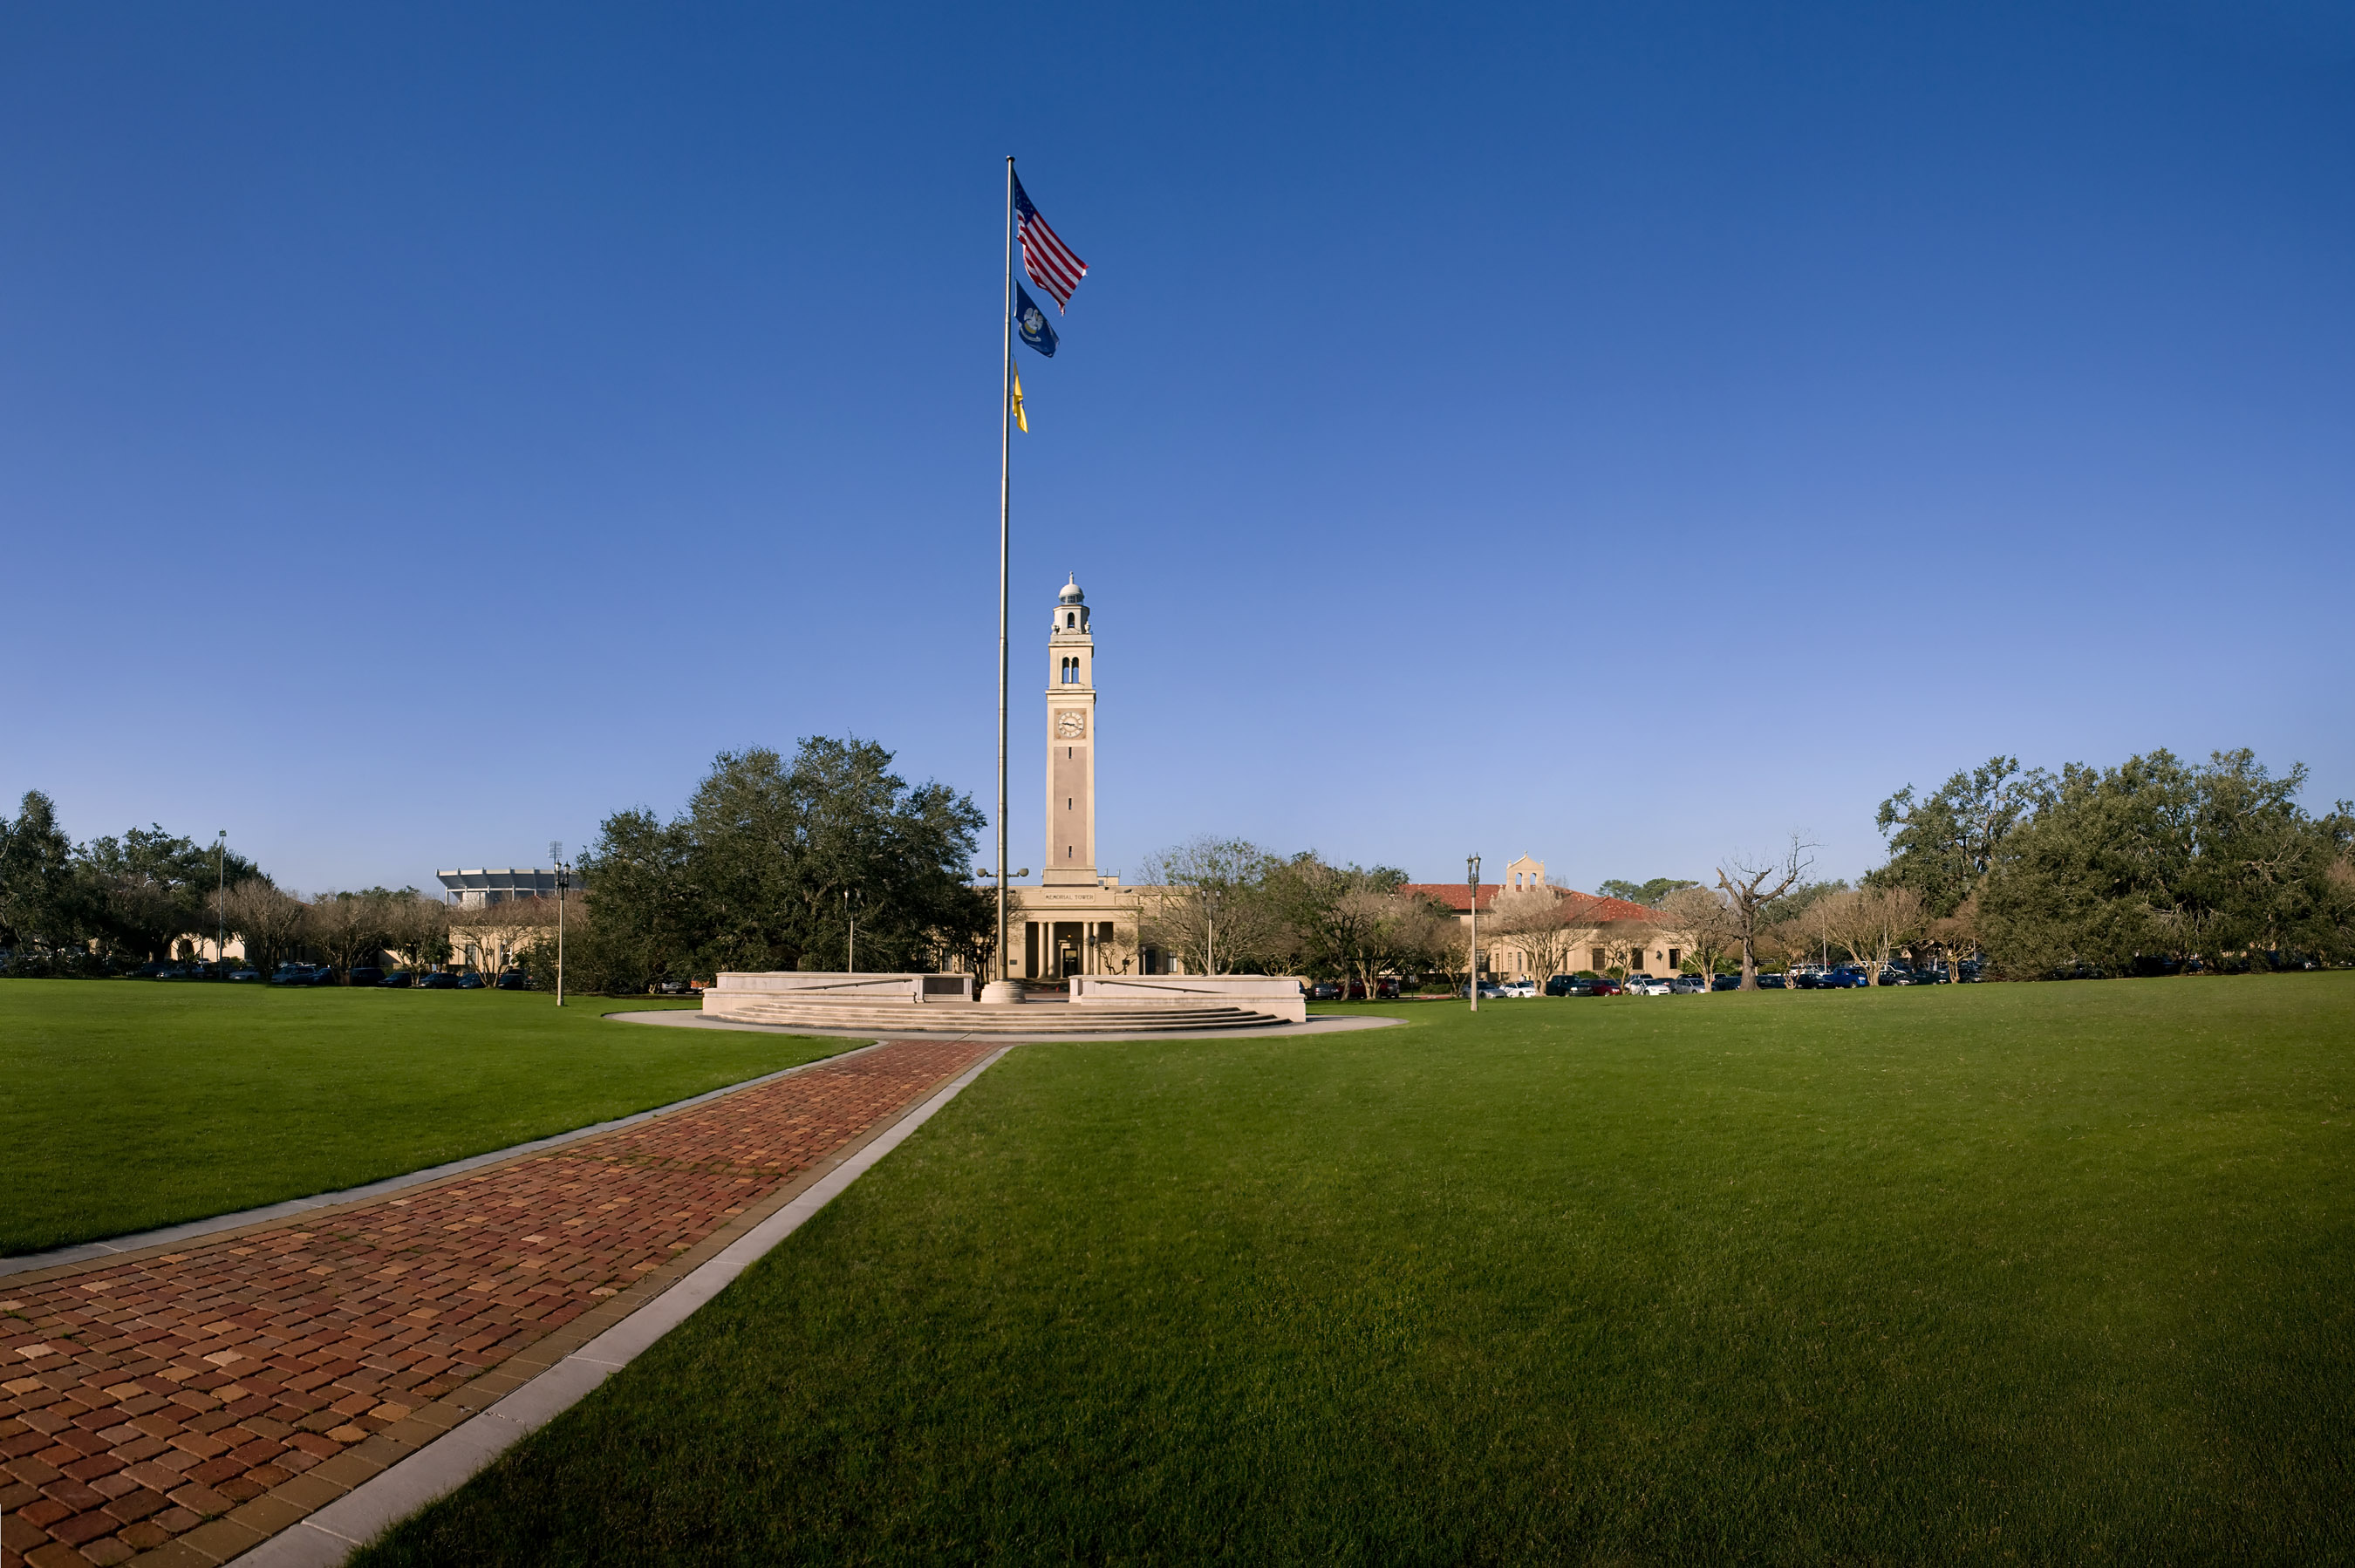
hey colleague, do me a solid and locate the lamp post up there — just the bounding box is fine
[843,888,861,973]
[1467,854,1482,1012]
[215,831,228,975]
[550,841,568,1008]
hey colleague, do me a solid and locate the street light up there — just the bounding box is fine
[1467,854,1482,1012]
[550,841,568,1007]
[843,888,861,973]
[215,831,228,975]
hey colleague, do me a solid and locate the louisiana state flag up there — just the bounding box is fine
[1015,283,1058,358]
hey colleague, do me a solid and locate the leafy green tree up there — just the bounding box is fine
[0,791,78,953]
[1872,757,2051,917]
[1259,854,1434,989]
[1969,748,2346,977]
[577,739,988,989]
[1596,877,1700,907]
[75,827,263,962]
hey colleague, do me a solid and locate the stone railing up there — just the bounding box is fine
[706,971,974,1006]
[1068,973,1306,1024]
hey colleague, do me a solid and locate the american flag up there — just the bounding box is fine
[1012,174,1088,310]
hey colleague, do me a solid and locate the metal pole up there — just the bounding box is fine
[1467,854,1481,1013]
[215,831,226,973]
[550,842,567,1007]
[995,154,1014,991]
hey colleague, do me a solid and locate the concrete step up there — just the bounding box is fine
[702,998,1283,1033]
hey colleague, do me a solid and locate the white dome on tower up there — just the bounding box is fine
[1058,576,1084,605]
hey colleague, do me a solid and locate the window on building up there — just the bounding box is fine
[1066,612,1075,628]
[1592,948,1606,970]
[1668,948,1681,970]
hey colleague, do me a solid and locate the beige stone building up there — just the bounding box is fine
[1401,856,1691,980]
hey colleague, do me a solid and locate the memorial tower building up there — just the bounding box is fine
[1043,576,1098,885]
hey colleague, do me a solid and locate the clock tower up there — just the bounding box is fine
[1043,576,1097,885]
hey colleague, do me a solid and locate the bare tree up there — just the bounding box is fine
[1827,885,1925,985]
[308,891,393,981]
[1324,886,1457,998]
[381,892,453,977]
[1924,892,1981,982]
[1655,885,1737,985]
[218,880,310,978]
[1485,885,1574,981]
[1590,919,1656,978]
[1136,836,1285,975]
[450,896,557,976]
[1717,837,1813,989]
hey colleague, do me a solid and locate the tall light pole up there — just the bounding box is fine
[843,888,861,973]
[215,830,228,975]
[1467,854,1482,1013]
[550,841,567,1008]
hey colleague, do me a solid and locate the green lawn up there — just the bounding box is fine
[358,976,2354,1565]
[0,981,843,1254]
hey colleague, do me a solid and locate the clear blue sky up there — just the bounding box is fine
[4,1,2350,896]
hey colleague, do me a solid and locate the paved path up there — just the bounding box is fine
[0,1040,993,1568]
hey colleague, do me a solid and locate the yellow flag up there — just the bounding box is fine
[1010,367,1028,433]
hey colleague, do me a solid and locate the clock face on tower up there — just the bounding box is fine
[1057,711,1087,739]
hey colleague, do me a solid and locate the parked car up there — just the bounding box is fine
[228,966,260,982]
[1343,978,1402,999]
[1307,980,1343,1001]
[1712,973,1742,991]
[495,971,532,991]
[1669,975,1709,994]
[1755,972,1787,989]
[1545,974,1587,997]
[1816,966,1869,989]
[1494,979,1539,999]
[269,963,325,986]
[416,971,462,990]
[1625,975,1673,996]
[377,970,413,987]
[1589,977,1624,996]
[348,965,385,987]
[651,977,696,996]
[1466,980,1510,999]
[455,972,486,989]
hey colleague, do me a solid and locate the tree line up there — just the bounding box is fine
[11,740,2342,992]
[0,788,492,980]
[1869,748,2353,977]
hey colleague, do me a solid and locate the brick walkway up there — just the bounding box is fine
[1,1040,993,1568]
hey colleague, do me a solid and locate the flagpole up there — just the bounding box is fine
[994,154,1014,996]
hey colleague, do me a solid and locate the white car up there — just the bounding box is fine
[1497,979,1540,999]
[1626,976,1673,996]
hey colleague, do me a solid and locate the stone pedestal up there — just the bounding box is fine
[978,980,1027,1005]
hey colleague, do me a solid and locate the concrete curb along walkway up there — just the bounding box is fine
[0,1040,995,1568]
[0,1044,883,1280]
[226,1046,1012,1567]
